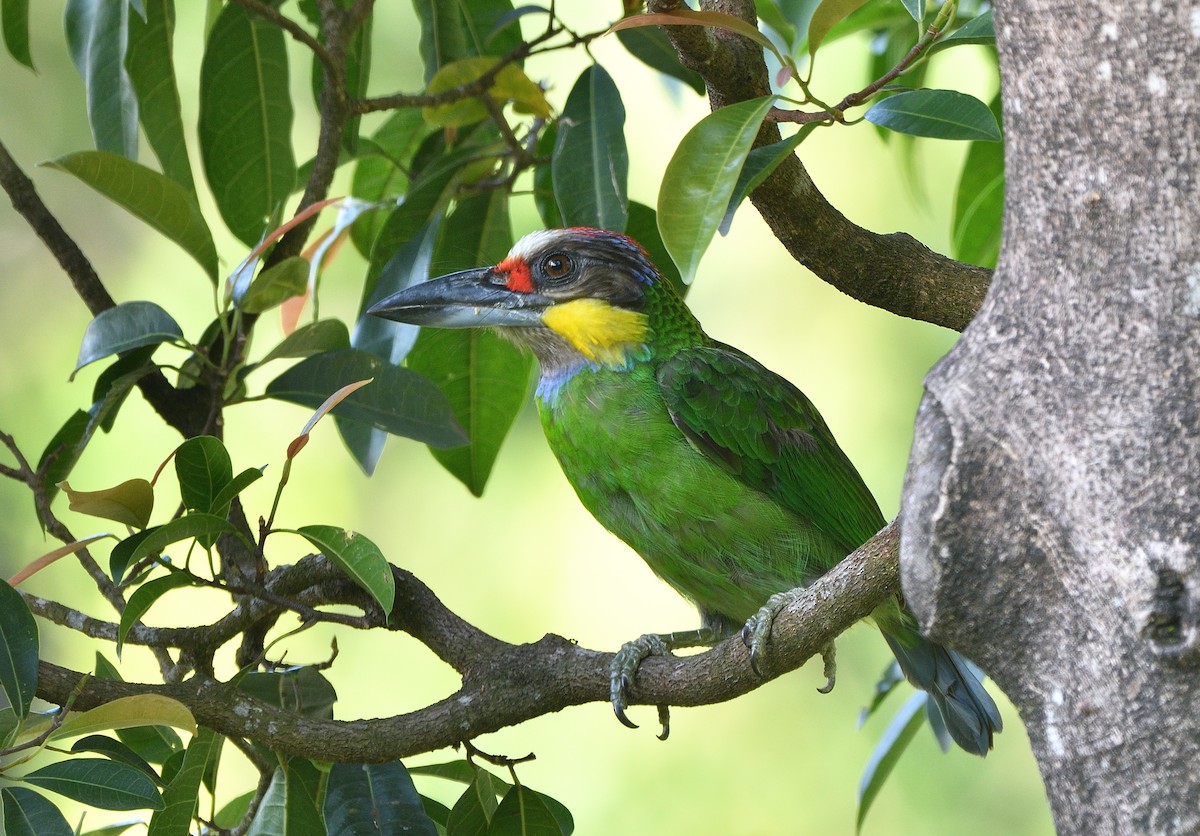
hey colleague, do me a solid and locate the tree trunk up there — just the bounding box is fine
[901,2,1200,832]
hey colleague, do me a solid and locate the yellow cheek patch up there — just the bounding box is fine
[541,299,649,366]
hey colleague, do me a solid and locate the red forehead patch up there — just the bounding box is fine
[496,256,533,293]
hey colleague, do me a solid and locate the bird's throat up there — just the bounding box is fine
[540,299,649,368]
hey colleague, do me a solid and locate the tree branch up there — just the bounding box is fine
[647,0,990,332]
[33,523,898,763]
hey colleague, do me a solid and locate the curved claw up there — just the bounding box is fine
[742,610,771,678]
[611,670,639,728]
[656,704,670,741]
[749,646,765,679]
[815,642,837,694]
[613,702,639,729]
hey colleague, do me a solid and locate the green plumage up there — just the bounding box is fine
[541,340,890,633]
[367,227,1001,756]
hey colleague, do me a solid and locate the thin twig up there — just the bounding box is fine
[771,0,958,124]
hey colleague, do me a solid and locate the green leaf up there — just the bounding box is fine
[237,667,337,719]
[266,349,467,448]
[239,256,309,314]
[246,764,325,836]
[422,57,550,128]
[147,726,223,836]
[489,785,562,836]
[158,749,185,791]
[64,0,137,157]
[71,735,162,785]
[73,301,184,373]
[447,771,496,835]
[108,514,237,583]
[658,95,775,284]
[795,1,911,55]
[533,791,573,835]
[117,572,196,657]
[753,0,795,42]
[325,762,438,836]
[1,0,33,68]
[412,0,469,84]
[214,790,255,829]
[1,787,72,836]
[175,436,233,515]
[463,0,523,58]
[60,478,155,529]
[294,525,395,615]
[899,0,924,23]
[952,95,1004,268]
[856,692,927,833]
[864,89,1001,141]
[92,346,158,431]
[616,24,705,94]
[199,1,296,246]
[260,320,351,364]
[421,794,452,827]
[718,125,816,236]
[553,64,628,232]
[928,9,995,55]
[209,467,265,514]
[35,410,91,518]
[126,0,195,191]
[807,0,872,59]
[36,355,154,515]
[22,759,163,811]
[0,578,38,745]
[237,666,338,719]
[48,694,197,742]
[409,760,477,784]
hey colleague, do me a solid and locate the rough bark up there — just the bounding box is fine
[901,2,1200,832]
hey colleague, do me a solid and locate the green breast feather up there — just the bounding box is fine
[538,343,885,626]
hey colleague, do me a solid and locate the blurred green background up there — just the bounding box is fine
[0,2,1052,833]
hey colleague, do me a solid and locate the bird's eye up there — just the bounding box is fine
[541,253,574,281]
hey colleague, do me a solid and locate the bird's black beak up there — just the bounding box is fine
[367,267,551,328]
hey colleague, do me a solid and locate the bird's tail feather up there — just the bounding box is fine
[882,629,1002,756]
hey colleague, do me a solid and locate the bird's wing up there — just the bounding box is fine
[657,343,886,551]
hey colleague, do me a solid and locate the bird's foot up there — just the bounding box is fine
[610,627,717,739]
[610,633,671,732]
[817,641,837,694]
[741,589,805,677]
[742,592,838,692]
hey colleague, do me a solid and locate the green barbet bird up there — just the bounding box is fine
[369,227,1001,755]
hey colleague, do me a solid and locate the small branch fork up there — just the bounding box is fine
[770,0,959,125]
